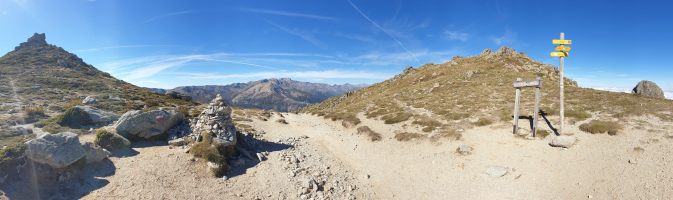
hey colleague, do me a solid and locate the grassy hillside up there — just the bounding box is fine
[303,47,673,134]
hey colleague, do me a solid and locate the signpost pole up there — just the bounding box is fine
[513,78,522,134]
[559,32,565,135]
[533,77,541,137]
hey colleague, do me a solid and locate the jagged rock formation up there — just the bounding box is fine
[191,94,237,148]
[632,80,665,99]
[165,78,364,111]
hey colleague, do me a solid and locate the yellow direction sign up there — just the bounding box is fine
[552,39,572,45]
[550,52,568,57]
[555,46,571,52]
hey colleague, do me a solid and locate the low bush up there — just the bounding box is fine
[566,110,592,121]
[382,112,413,124]
[57,106,93,128]
[429,129,461,142]
[94,128,130,150]
[356,126,382,141]
[473,118,493,126]
[394,132,423,141]
[190,142,224,163]
[579,120,623,135]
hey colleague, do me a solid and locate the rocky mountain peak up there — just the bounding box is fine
[15,33,49,50]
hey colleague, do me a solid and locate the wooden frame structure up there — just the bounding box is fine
[512,77,542,137]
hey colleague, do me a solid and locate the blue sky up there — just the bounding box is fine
[0,0,672,98]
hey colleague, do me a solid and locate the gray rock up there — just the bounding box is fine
[632,80,665,99]
[190,94,237,148]
[82,96,97,105]
[456,144,473,155]
[82,142,111,164]
[113,109,185,139]
[25,132,86,168]
[549,135,577,148]
[76,105,118,125]
[485,165,508,177]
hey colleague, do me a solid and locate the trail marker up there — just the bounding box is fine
[551,32,571,135]
[512,77,542,137]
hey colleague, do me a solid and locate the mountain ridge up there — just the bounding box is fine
[154,78,365,111]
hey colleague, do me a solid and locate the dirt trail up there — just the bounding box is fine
[75,113,673,200]
[7,78,22,108]
[254,113,673,200]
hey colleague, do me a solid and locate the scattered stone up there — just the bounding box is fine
[485,165,509,177]
[456,144,473,155]
[25,132,86,168]
[113,109,185,139]
[207,161,225,177]
[632,80,665,99]
[168,138,186,146]
[628,159,637,164]
[549,135,577,148]
[82,96,97,105]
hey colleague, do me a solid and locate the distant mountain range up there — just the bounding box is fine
[148,78,365,111]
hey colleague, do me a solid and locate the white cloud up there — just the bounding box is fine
[444,31,469,42]
[180,70,393,80]
[240,8,337,21]
[491,29,517,46]
[266,20,327,48]
[73,44,174,53]
[346,0,420,64]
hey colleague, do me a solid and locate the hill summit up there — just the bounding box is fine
[304,46,673,134]
[0,33,193,124]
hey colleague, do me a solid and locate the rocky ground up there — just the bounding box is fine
[26,111,662,200]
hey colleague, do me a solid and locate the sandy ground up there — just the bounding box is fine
[61,112,673,200]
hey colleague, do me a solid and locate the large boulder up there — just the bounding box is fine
[58,106,118,128]
[77,106,118,125]
[191,94,237,148]
[25,132,86,168]
[549,135,577,148]
[632,80,665,99]
[113,109,185,139]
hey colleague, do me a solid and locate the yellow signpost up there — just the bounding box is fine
[550,52,568,57]
[551,33,571,135]
[552,39,572,45]
[554,46,571,52]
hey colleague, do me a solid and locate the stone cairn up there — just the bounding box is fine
[191,94,237,148]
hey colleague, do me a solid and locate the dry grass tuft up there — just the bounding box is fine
[566,110,592,120]
[190,142,224,163]
[382,112,413,124]
[579,120,623,135]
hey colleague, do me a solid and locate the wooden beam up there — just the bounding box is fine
[533,77,541,137]
[512,78,522,134]
[513,79,541,88]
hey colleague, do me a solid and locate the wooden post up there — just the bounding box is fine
[532,77,541,137]
[559,32,565,135]
[512,78,522,134]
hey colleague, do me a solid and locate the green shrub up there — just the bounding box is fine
[57,106,93,128]
[94,128,130,150]
[23,106,45,116]
[579,120,623,135]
